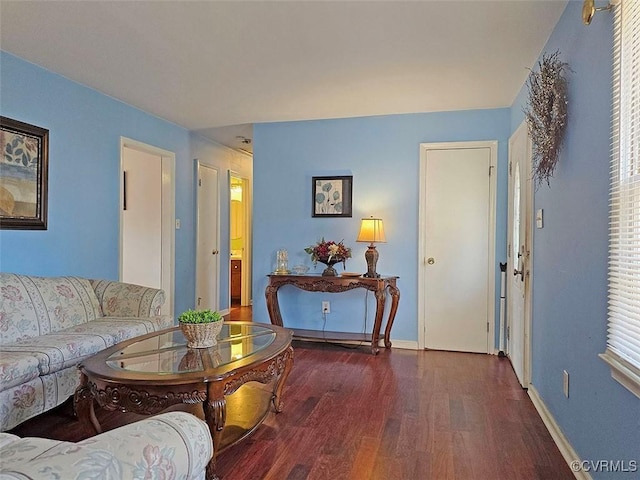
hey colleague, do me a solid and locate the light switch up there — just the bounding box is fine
[536,209,543,229]
[175,219,181,229]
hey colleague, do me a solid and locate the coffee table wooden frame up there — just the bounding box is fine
[74,322,293,480]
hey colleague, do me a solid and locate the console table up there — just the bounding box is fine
[265,274,399,355]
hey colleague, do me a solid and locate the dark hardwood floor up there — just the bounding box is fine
[10,307,573,479]
[227,304,254,321]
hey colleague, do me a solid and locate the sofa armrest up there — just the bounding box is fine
[77,412,213,479]
[0,412,212,480]
[91,279,166,317]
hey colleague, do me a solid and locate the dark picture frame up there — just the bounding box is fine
[0,117,49,230]
[312,175,352,218]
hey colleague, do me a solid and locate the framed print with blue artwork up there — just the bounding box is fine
[312,175,352,218]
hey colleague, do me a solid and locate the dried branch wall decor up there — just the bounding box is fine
[524,50,570,188]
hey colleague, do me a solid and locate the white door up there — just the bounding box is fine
[196,163,220,311]
[507,122,533,387]
[419,142,497,353]
[120,141,175,317]
[122,148,162,289]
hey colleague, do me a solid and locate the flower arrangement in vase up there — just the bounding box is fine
[178,309,223,348]
[304,238,352,276]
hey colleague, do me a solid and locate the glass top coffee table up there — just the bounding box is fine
[75,322,293,480]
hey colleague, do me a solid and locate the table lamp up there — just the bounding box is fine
[357,217,386,278]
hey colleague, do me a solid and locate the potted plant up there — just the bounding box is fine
[178,309,224,348]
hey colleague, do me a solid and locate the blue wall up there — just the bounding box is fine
[511,2,639,476]
[253,110,510,343]
[4,2,637,468]
[0,52,196,318]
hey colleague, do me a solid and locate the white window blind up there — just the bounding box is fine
[602,0,640,399]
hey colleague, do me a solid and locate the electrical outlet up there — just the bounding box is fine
[563,370,569,398]
[322,301,330,314]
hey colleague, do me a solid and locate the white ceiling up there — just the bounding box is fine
[0,1,568,153]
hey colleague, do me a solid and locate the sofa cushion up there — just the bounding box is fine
[0,315,173,379]
[0,274,103,345]
[0,352,41,392]
[0,366,80,432]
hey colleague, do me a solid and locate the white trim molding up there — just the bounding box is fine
[418,141,497,354]
[390,339,419,350]
[528,385,591,480]
[599,350,640,400]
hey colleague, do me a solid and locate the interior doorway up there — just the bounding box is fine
[507,121,533,387]
[229,172,252,307]
[418,141,497,353]
[195,162,220,312]
[119,138,175,317]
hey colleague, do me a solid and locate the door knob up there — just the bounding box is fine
[427,257,435,265]
[514,256,525,281]
[212,249,219,255]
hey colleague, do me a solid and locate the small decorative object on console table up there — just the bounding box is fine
[265,273,400,355]
[178,308,223,348]
[274,248,289,274]
[356,217,386,278]
[305,238,352,276]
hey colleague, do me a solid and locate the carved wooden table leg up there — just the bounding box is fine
[384,283,400,349]
[272,346,294,413]
[204,386,227,480]
[265,284,283,327]
[370,288,386,355]
[74,372,102,437]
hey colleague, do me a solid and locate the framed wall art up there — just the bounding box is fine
[312,175,352,218]
[0,117,49,230]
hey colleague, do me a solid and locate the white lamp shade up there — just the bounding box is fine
[357,217,386,243]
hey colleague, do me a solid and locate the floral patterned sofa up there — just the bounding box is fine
[0,411,213,480]
[0,273,173,432]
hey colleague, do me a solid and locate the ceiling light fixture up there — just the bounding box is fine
[582,0,614,25]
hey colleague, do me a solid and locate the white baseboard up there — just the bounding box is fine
[528,385,590,480]
[389,339,419,350]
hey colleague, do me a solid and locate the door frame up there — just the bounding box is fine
[417,141,497,353]
[119,137,175,317]
[195,161,221,311]
[229,171,252,306]
[507,121,534,387]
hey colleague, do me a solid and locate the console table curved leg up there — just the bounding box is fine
[371,290,386,355]
[265,284,283,327]
[272,346,294,413]
[384,284,400,349]
[204,392,227,480]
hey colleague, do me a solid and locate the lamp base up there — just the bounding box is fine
[363,245,380,278]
